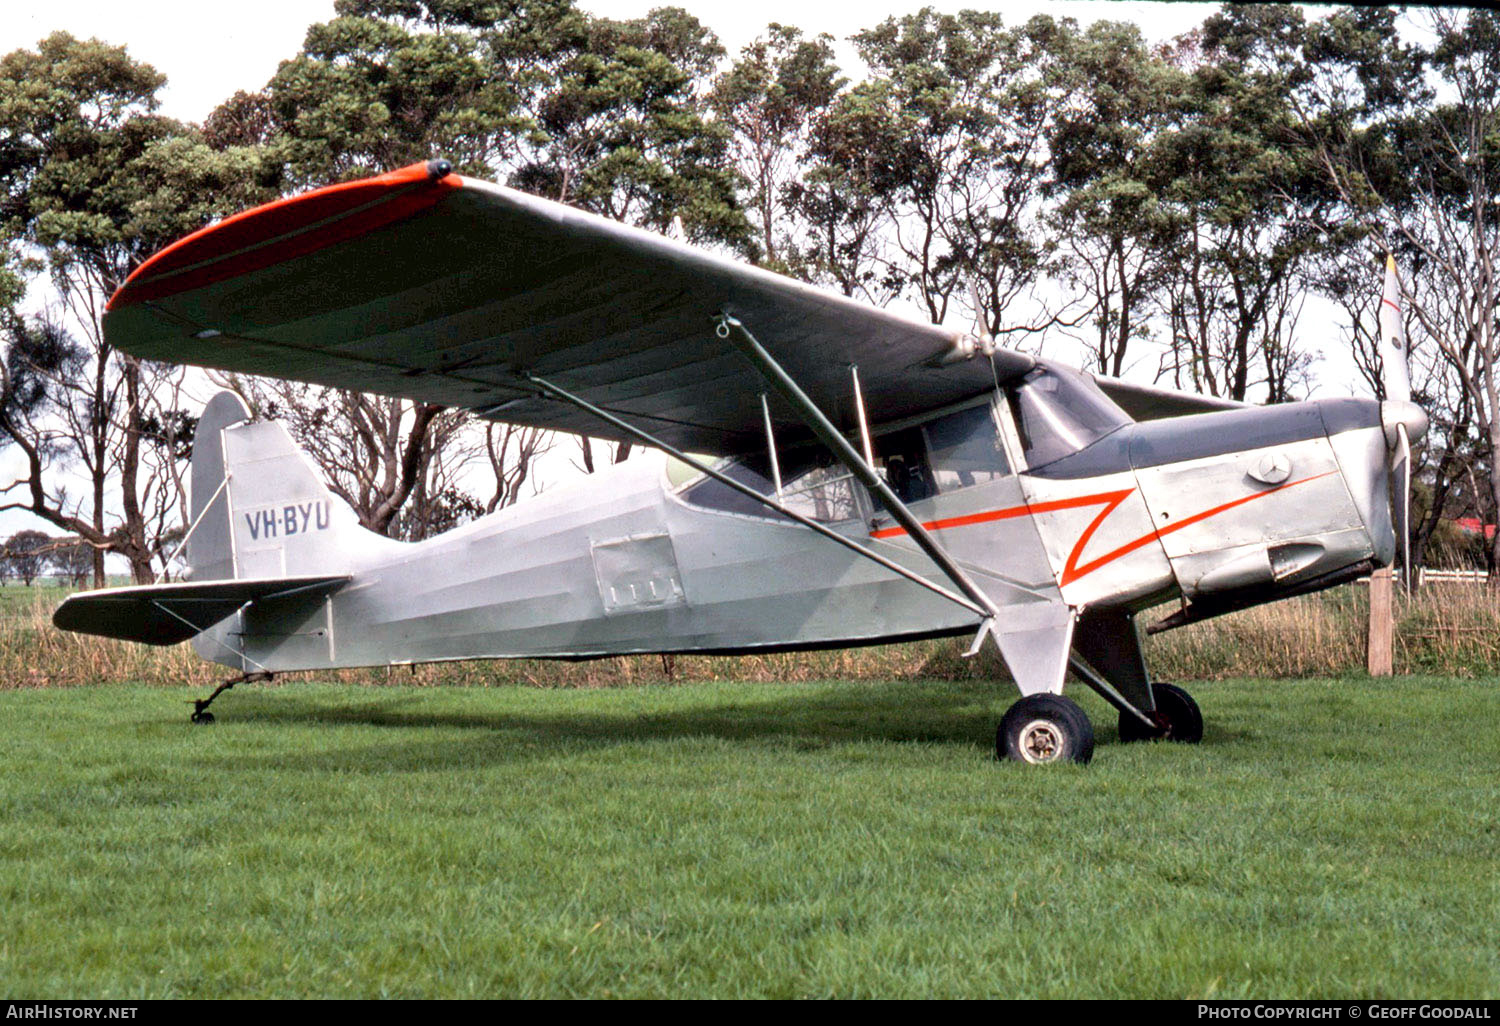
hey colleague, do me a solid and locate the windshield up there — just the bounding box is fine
[1008,367,1131,468]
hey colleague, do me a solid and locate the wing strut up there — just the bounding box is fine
[714,313,1004,626]
[759,393,784,501]
[524,372,989,618]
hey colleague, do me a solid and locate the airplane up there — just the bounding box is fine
[52,159,1427,764]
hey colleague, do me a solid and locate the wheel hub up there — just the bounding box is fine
[1017,719,1063,763]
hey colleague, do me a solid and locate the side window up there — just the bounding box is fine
[780,462,860,522]
[679,450,859,524]
[875,427,936,504]
[922,403,1009,492]
[680,458,781,520]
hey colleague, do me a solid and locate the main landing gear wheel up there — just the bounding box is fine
[1118,682,1203,744]
[998,694,1095,765]
[189,710,215,725]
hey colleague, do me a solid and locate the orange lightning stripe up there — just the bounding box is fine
[869,472,1336,586]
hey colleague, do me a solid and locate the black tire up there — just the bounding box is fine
[997,694,1095,765]
[1118,682,1202,744]
[190,711,215,725]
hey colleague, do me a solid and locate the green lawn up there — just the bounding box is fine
[0,676,1496,998]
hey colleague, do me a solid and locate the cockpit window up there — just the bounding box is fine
[923,403,1009,491]
[679,449,859,523]
[872,401,1009,501]
[875,427,936,504]
[1007,367,1130,468]
[678,396,1015,523]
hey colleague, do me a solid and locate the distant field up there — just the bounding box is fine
[1,676,1496,998]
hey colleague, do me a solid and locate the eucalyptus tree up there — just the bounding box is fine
[802,9,1071,339]
[0,33,271,582]
[785,84,901,303]
[711,24,844,269]
[211,1,751,495]
[1293,6,1500,569]
[1144,5,1332,404]
[497,4,750,470]
[199,1,546,537]
[258,0,529,183]
[2,529,50,586]
[1046,20,1178,378]
[507,5,749,247]
[51,536,94,587]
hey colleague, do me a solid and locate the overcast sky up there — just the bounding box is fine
[1,1,1233,124]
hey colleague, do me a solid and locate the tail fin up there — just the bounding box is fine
[187,390,397,582]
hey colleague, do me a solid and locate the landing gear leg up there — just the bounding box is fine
[190,671,272,725]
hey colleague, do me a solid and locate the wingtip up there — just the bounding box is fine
[106,160,462,312]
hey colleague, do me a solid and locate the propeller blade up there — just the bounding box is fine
[1394,423,1412,590]
[1380,254,1412,404]
[968,277,992,344]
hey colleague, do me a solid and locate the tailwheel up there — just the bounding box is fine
[186,671,272,726]
[1119,682,1203,744]
[998,694,1095,765]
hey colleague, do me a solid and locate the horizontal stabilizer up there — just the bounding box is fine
[53,575,351,646]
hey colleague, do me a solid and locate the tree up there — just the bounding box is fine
[228,382,454,538]
[501,4,752,467]
[482,421,552,511]
[51,536,95,587]
[198,2,558,535]
[1046,20,1177,377]
[254,0,531,185]
[0,33,273,583]
[3,529,51,586]
[506,5,751,249]
[1145,7,1333,403]
[785,85,898,302]
[205,1,752,513]
[1294,7,1500,569]
[801,10,1073,341]
[711,24,844,268]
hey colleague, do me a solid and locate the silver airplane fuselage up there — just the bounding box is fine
[193,374,1415,696]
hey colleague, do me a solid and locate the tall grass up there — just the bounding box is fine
[1149,582,1500,680]
[2,581,1498,690]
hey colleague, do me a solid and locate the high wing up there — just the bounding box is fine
[104,161,1035,455]
[53,576,351,646]
[1094,376,1248,421]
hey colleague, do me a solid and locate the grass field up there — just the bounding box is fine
[1,675,1497,998]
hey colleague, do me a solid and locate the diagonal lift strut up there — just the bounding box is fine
[523,373,990,618]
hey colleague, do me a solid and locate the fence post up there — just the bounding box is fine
[1367,566,1393,676]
